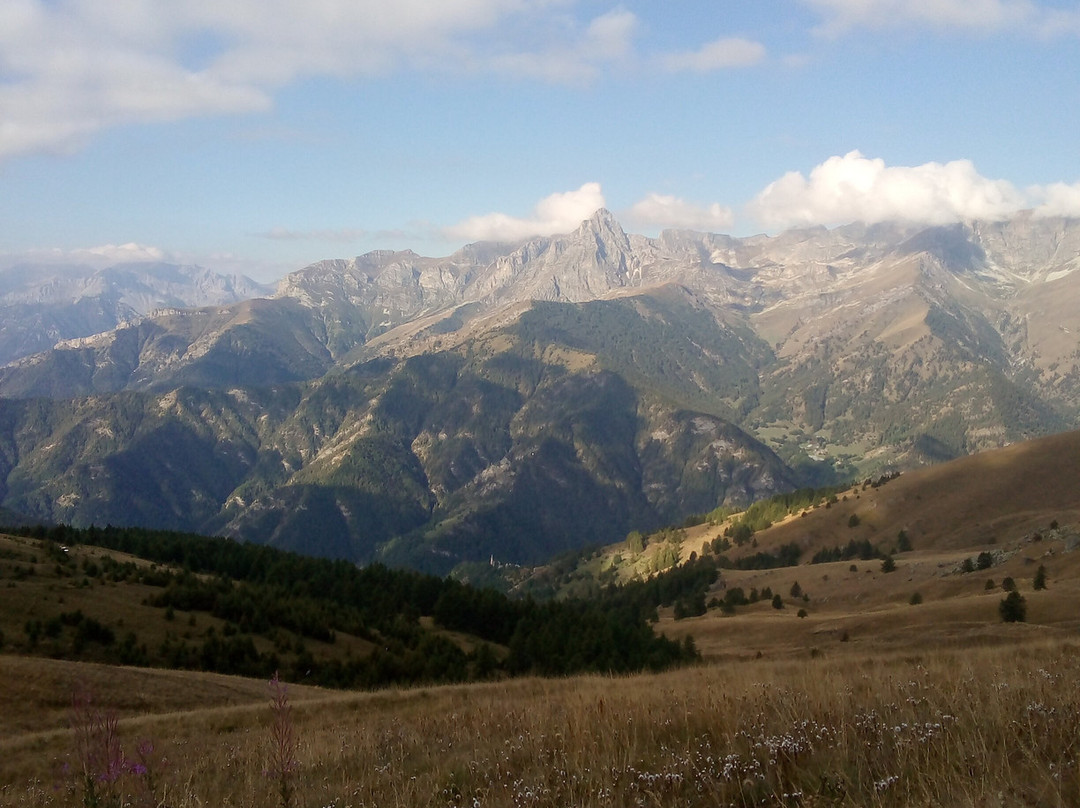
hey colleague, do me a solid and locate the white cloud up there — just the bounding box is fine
[2,243,170,269]
[487,8,639,83]
[1032,182,1080,219]
[803,0,1080,35]
[660,37,766,72]
[748,151,1031,229]
[626,194,734,232]
[2,1,644,160]
[585,9,638,60]
[78,243,169,264]
[444,182,606,242]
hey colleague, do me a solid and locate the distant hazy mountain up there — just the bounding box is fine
[1,211,1078,571]
[0,262,271,366]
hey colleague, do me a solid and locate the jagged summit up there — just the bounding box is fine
[578,206,623,231]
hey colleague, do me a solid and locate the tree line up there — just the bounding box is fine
[4,523,699,687]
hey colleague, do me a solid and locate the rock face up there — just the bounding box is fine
[1,210,1080,571]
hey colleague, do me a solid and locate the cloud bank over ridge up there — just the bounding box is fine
[749,151,1080,230]
[445,154,1080,244]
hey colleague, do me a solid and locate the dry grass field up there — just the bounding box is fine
[3,636,1079,807]
[5,430,1080,806]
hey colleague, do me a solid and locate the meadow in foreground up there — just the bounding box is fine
[3,636,1078,808]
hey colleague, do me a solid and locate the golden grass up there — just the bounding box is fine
[4,635,1080,807]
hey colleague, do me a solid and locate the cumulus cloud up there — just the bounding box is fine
[1,1,645,160]
[1032,182,1080,219]
[626,194,734,232]
[444,182,607,242]
[659,37,766,72]
[803,0,1080,35]
[748,151,1032,229]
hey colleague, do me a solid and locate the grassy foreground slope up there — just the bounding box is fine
[3,639,1079,807]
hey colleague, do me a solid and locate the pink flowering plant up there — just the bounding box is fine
[67,683,162,808]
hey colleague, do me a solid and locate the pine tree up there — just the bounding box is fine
[1033,565,1047,590]
[999,591,1027,622]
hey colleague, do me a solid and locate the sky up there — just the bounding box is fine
[1,0,1079,282]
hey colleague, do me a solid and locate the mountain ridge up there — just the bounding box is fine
[1,211,1078,570]
[0,261,272,368]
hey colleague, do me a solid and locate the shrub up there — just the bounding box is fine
[976,551,994,571]
[848,514,860,528]
[797,608,808,618]
[1002,576,1016,592]
[985,579,996,590]
[909,592,923,605]
[999,591,1027,622]
[961,557,975,574]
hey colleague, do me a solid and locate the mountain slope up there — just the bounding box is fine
[0,294,796,573]
[1,212,1079,569]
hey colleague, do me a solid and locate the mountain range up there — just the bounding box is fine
[0,210,1078,573]
[0,261,271,368]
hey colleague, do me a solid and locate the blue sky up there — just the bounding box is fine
[1,0,1079,281]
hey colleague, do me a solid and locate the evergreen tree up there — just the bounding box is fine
[1034,565,1048,590]
[897,530,912,552]
[999,591,1027,622]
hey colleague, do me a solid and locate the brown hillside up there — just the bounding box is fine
[755,427,1080,558]
[650,429,1080,663]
